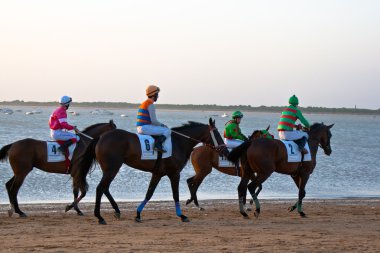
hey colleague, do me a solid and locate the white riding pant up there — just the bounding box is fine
[50,129,80,141]
[137,125,171,138]
[224,138,244,148]
[278,130,308,141]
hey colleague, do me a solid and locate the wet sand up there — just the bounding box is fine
[0,199,379,252]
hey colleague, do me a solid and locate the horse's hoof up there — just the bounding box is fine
[199,207,205,211]
[114,212,121,220]
[135,217,142,223]
[240,211,249,219]
[8,209,14,217]
[254,210,260,218]
[299,212,306,218]
[288,205,296,212]
[19,213,27,218]
[98,219,107,225]
[65,205,72,213]
[186,199,192,205]
[77,211,84,216]
[180,215,190,222]
[246,207,252,212]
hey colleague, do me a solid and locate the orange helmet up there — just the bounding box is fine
[146,85,160,97]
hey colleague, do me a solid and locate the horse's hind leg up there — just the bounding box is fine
[237,177,250,218]
[95,171,119,225]
[289,174,309,217]
[6,175,27,217]
[65,188,85,216]
[186,175,206,211]
[104,189,121,219]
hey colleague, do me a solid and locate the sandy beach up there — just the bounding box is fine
[0,198,379,252]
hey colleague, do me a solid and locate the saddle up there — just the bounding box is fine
[46,141,77,173]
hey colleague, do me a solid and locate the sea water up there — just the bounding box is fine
[0,106,379,203]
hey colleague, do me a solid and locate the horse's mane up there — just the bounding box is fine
[171,121,206,132]
[309,122,325,132]
[82,121,114,132]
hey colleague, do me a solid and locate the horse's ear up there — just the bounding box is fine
[328,124,334,129]
[209,117,214,126]
[266,125,270,131]
[109,119,114,124]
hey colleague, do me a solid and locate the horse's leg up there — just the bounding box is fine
[249,183,263,205]
[288,175,300,212]
[237,177,250,218]
[65,187,85,216]
[247,173,271,219]
[6,175,27,217]
[247,180,261,218]
[168,172,189,222]
[94,172,118,225]
[186,174,208,211]
[288,173,309,217]
[135,173,162,223]
[296,173,309,217]
[104,189,121,219]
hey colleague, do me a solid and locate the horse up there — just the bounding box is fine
[0,120,116,217]
[73,118,225,224]
[228,122,334,218]
[186,127,272,211]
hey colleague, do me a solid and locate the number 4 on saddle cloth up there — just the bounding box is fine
[47,141,77,172]
[137,134,172,160]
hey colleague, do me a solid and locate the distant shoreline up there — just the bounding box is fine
[1,100,379,115]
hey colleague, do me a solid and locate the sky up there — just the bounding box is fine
[0,1,379,109]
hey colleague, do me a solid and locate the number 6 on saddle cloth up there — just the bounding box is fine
[137,135,172,160]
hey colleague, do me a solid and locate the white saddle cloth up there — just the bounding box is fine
[137,134,172,160]
[46,141,76,162]
[281,140,312,162]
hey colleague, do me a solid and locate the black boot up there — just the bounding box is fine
[58,139,75,153]
[154,136,167,153]
[294,137,308,154]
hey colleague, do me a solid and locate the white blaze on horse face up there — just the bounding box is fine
[210,129,218,147]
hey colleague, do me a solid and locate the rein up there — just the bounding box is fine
[77,131,94,140]
[171,128,226,150]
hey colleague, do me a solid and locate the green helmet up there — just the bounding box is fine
[232,110,243,119]
[289,95,299,105]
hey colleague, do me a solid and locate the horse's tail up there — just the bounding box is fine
[0,144,12,162]
[227,140,252,163]
[73,137,99,193]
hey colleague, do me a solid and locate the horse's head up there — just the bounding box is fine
[208,118,228,156]
[249,125,274,140]
[81,120,117,139]
[309,123,334,156]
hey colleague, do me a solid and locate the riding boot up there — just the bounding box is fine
[58,139,75,153]
[154,135,167,153]
[294,137,308,155]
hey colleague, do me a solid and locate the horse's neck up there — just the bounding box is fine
[173,129,205,157]
[308,134,320,160]
[83,127,103,138]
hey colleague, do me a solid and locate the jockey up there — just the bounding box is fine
[49,96,79,152]
[277,95,310,154]
[224,110,248,148]
[136,85,171,153]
